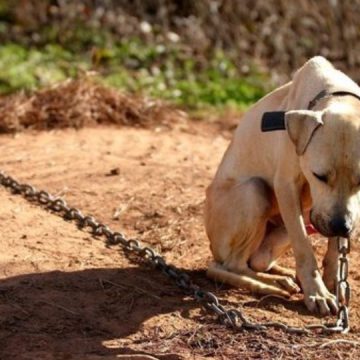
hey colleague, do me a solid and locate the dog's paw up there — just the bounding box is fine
[302,272,338,316]
[304,290,338,316]
[297,266,339,316]
[276,276,300,295]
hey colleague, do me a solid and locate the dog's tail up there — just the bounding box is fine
[207,261,291,297]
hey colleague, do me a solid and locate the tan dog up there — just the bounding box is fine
[205,56,360,315]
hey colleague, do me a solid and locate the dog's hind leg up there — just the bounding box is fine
[207,261,293,296]
[249,225,294,278]
[206,177,298,296]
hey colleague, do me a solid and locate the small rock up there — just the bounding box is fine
[106,168,120,176]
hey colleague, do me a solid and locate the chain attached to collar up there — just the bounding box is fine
[0,171,351,334]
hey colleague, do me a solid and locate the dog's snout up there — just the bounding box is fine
[329,216,353,237]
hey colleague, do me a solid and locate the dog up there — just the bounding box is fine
[205,56,360,315]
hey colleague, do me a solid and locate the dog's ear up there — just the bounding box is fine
[285,110,323,155]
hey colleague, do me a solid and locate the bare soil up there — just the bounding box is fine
[0,119,360,359]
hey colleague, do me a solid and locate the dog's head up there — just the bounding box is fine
[286,98,360,238]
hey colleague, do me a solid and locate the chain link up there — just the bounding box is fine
[0,171,351,334]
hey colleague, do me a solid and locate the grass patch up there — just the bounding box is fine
[0,40,270,111]
[0,44,89,93]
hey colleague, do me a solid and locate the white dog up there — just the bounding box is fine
[205,56,360,315]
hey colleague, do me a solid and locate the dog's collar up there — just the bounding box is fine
[308,90,360,109]
[261,89,360,132]
[261,111,286,132]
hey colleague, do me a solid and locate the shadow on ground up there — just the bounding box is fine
[0,266,216,359]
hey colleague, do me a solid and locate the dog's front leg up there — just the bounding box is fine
[323,238,339,294]
[274,180,338,315]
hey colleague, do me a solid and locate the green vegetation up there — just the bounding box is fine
[0,0,272,111]
[0,40,269,110]
[0,44,89,93]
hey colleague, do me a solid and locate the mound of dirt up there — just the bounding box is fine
[0,78,187,133]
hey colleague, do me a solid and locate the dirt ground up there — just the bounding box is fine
[1,118,360,360]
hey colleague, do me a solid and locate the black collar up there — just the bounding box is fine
[308,90,360,109]
[261,89,360,132]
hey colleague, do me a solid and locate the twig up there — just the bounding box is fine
[128,296,135,312]
[10,302,30,315]
[253,294,293,308]
[42,300,79,315]
[319,339,360,349]
[293,339,360,349]
[101,278,161,300]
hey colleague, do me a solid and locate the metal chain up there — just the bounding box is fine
[0,171,350,334]
[335,237,350,333]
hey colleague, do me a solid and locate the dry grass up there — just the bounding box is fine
[0,77,187,133]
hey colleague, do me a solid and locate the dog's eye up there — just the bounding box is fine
[313,172,328,183]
